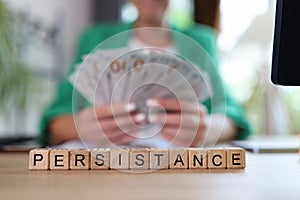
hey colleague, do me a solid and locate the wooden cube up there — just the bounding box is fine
[150,148,169,170]
[49,149,69,170]
[188,148,207,169]
[169,148,188,169]
[130,148,150,170]
[110,148,129,170]
[207,149,226,169]
[226,148,246,169]
[29,149,49,170]
[70,149,90,170]
[90,148,111,170]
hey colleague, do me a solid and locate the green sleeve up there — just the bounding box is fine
[186,24,252,140]
[39,28,94,146]
[202,90,252,140]
[201,29,251,140]
[38,23,132,146]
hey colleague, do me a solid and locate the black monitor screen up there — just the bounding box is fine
[272,0,300,85]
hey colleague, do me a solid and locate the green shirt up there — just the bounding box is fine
[39,22,251,146]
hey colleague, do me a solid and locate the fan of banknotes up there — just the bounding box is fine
[68,47,212,148]
[69,47,212,108]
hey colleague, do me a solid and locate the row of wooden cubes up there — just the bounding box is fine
[29,148,245,170]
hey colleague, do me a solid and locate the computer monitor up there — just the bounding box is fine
[271,0,300,85]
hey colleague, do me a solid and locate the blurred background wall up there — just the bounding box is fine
[0,0,298,140]
[0,0,92,137]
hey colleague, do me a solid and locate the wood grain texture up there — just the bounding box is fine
[188,148,207,169]
[3,152,300,200]
[29,149,49,170]
[130,148,149,170]
[150,148,169,170]
[169,148,188,169]
[90,148,111,170]
[70,149,90,170]
[226,148,246,169]
[207,149,226,169]
[110,148,129,170]
[49,149,69,170]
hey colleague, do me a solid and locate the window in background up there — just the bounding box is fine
[0,0,62,137]
[0,0,92,138]
[218,0,270,52]
[218,0,300,137]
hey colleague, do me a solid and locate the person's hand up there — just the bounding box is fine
[75,102,144,146]
[146,98,208,147]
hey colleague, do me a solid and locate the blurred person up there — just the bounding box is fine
[40,0,251,147]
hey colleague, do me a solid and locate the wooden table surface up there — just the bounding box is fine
[0,152,300,200]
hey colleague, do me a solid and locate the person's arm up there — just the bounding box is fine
[48,103,142,146]
[203,114,238,145]
[39,23,132,146]
[190,25,251,141]
[39,26,97,146]
[48,115,78,145]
